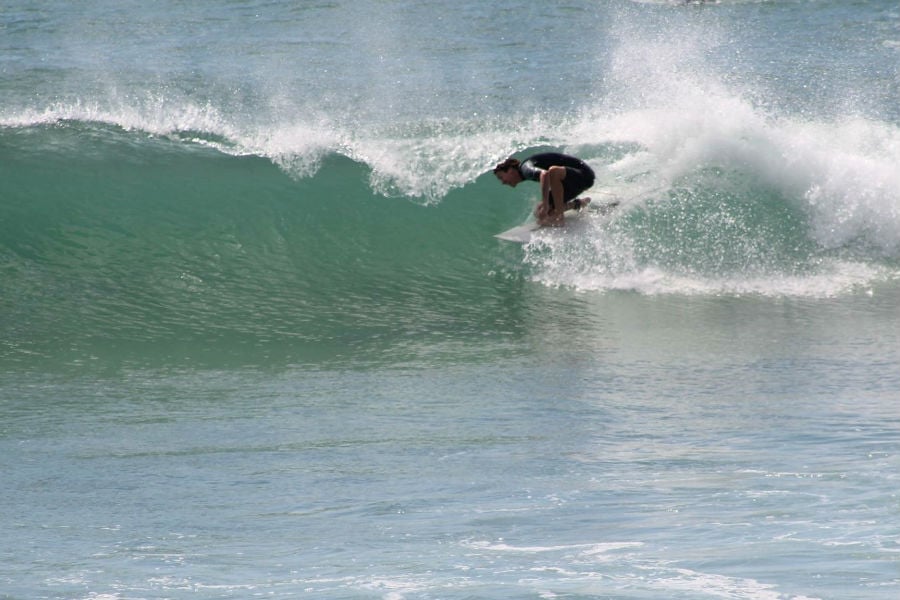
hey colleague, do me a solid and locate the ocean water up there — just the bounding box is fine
[2,0,900,598]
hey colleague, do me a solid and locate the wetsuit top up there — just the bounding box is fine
[519,153,596,207]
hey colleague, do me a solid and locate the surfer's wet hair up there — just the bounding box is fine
[493,158,520,173]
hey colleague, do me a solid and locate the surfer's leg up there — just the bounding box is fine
[548,175,566,223]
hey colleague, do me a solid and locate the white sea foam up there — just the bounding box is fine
[464,540,643,554]
[464,538,818,599]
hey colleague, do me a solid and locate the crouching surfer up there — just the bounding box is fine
[493,152,595,226]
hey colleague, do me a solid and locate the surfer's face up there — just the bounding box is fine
[495,168,521,187]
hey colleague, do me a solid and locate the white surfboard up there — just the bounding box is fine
[494,200,619,244]
[495,221,543,243]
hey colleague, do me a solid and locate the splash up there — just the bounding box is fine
[521,8,900,297]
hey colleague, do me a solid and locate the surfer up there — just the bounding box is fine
[494,152,595,226]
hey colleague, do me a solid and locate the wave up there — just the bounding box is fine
[0,122,532,368]
[4,108,900,287]
[3,67,900,367]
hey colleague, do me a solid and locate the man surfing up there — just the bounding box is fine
[493,152,596,226]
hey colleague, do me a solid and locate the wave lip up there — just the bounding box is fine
[0,101,529,203]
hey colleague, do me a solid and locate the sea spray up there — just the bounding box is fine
[518,3,900,296]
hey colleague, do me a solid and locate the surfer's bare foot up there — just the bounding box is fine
[569,197,591,211]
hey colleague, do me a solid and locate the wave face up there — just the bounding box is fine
[0,122,526,368]
[3,0,900,368]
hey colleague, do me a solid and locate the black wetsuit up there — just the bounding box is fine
[518,153,596,211]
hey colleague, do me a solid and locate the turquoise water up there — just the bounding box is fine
[3,1,900,598]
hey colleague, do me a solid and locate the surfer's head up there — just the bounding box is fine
[494,158,522,187]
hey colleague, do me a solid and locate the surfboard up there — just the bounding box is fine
[494,221,543,243]
[495,199,619,244]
